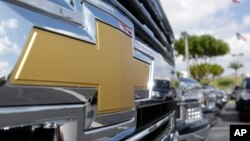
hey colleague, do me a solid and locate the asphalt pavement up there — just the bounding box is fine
[206,100,250,141]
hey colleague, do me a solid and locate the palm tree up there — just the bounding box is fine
[228,61,243,79]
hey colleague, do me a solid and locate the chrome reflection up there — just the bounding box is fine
[0,118,77,141]
[125,112,175,141]
[0,0,135,80]
[0,105,83,115]
[10,0,82,25]
[134,39,176,101]
[84,118,136,141]
[82,3,96,43]
[87,110,135,130]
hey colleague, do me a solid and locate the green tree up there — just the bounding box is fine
[190,63,210,81]
[174,34,230,64]
[209,64,224,80]
[174,34,229,81]
[189,63,223,82]
[211,77,236,90]
[228,61,244,79]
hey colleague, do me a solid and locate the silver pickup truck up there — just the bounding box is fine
[0,0,177,140]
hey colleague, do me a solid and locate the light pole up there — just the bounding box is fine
[181,31,189,77]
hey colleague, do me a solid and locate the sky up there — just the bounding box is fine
[1,1,250,78]
[160,0,250,76]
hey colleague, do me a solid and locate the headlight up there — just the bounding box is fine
[152,91,161,98]
[185,107,202,123]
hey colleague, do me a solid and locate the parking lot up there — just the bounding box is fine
[207,100,250,141]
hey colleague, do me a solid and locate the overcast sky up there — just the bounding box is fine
[160,0,250,76]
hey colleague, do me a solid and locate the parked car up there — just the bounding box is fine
[231,86,241,100]
[176,78,210,141]
[216,90,229,105]
[202,86,225,111]
[202,86,220,125]
[236,77,250,121]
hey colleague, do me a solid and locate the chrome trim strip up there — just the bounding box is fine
[84,118,136,141]
[84,0,133,29]
[166,131,179,141]
[82,2,97,43]
[84,2,134,38]
[134,39,176,100]
[0,104,84,114]
[85,118,135,134]
[148,61,154,99]
[88,109,135,129]
[160,123,175,141]
[125,112,175,141]
[177,125,210,141]
[176,105,185,121]
[0,85,96,106]
[135,98,151,103]
[134,39,174,80]
[153,116,175,141]
[134,39,158,58]
[134,49,153,65]
[53,87,88,102]
[160,127,175,141]
[134,39,154,100]
[11,0,82,25]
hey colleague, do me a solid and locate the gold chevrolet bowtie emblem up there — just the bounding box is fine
[11,21,150,114]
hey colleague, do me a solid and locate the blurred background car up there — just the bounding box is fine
[236,77,250,121]
[201,88,219,126]
[216,90,230,105]
[231,86,241,100]
[202,85,228,112]
[176,78,210,141]
[179,82,219,126]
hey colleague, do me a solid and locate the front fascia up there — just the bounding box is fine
[0,0,149,140]
[4,1,150,114]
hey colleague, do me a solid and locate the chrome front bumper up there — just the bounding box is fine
[204,112,218,126]
[178,125,210,141]
[125,112,176,141]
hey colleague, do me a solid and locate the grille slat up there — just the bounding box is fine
[107,0,175,64]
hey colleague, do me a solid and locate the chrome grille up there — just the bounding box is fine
[107,0,175,64]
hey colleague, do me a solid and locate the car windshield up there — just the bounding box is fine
[243,78,250,89]
[202,85,214,90]
[180,78,201,88]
